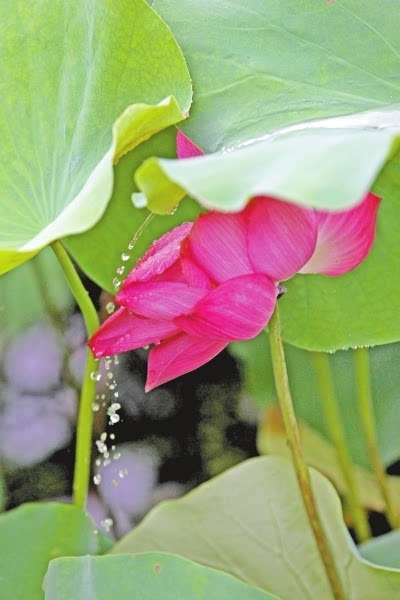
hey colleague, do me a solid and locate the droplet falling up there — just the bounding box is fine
[112,277,121,291]
[93,474,101,485]
[90,371,101,382]
[116,266,125,275]
[121,252,130,262]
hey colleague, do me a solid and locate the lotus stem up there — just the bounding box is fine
[268,305,345,600]
[354,346,399,529]
[312,351,371,542]
[51,240,100,509]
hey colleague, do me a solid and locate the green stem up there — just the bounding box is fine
[31,253,64,332]
[312,352,371,542]
[269,306,345,600]
[354,347,399,529]
[51,241,100,509]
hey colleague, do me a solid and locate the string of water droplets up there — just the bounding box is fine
[91,212,156,533]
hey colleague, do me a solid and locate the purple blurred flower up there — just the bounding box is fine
[3,324,63,393]
[0,388,73,467]
[98,443,159,537]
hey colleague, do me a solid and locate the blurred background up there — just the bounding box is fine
[1,246,399,542]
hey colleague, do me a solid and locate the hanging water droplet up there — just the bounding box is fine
[121,252,130,262]
[106,301,115,315]
[109,433,115,440]
[113,277,121,291]
[113,356,119,365]
[93,474,102,485]
[110,414,120,424]
[143,345,149,350]
[100,432,107,442]
[90,371,101,381]
[116,266,125,275]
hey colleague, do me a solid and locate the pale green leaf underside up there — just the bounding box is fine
[44,552,279,600]
[0,503,100,600]
[231,334,400,469]
[111,457,400,599]
[0,0,191,275]
[135,107,400,214]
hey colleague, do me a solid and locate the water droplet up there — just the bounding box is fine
[121,253,130,262]
[110,413,120,424]
[96,440,107,453]
[119,468,128,479]
[95,458,101,467]
[92,402,100,412]
[100,432,107,442]
[116,266,125,275]
[113,277,121,291]
[90,371,101,381]
[113,356,120,365]
[110,433,115,440]
[106,301,115,315]
[93,474,101,485]
[113,391,119,398]
[112,479,118,486]
[109,383,116,390]
[107,372,113,379]
[100,517,113,532]
[113,452,121,460]
[143,345,149,350]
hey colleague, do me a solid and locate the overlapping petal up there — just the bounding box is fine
[176,131,204,159]
[88,308,181,358]
[116,281,207,320]
[300,192,381,276]
[146,332,228,391]
[246,196,318,281]
[124,222,193,285]
[189,212,253,282]
[175,274,277,340]
[180,238,213,289]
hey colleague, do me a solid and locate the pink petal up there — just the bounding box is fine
[174,274,277,341]
[247,196,318,282]
[116,281,207,320]
[176,131,204,159]
[124,222,193,285]
[300,192,381,276]
[180,238,213,289]
[88,308,181,358]
[189,212,253,283]
[146,333,227,391]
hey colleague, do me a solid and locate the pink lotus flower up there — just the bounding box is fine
[89,132,380,390]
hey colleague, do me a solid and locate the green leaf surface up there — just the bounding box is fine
[0,502,100,600]
[359,531,400,569]
[145,0,400,350]
[111,457,400,599]
[0,0,191,275]
[231,334,400,469]
[0,247,73,337]
[44,552,278,600]
[65,127,201,292]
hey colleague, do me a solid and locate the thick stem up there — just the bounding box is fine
[51,241,100,509]
[312,352,371,542]
[354,347,399,529]
[268,306,345,600]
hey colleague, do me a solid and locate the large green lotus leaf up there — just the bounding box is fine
[111,457,400,599]
[65,127,201,292]
[0,247,73,337]
[154,0,400,151]
[230,334,400,469]
[0,502,100,600]
[44,552,278,600]
[141,0,400,350]
[359,531,400,570]
[0,0,191,275]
